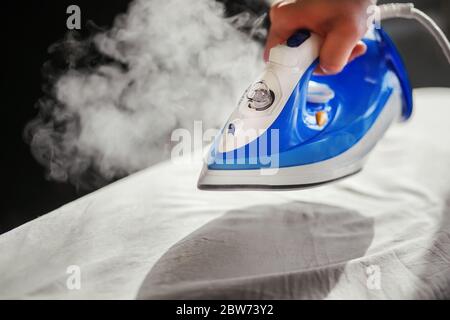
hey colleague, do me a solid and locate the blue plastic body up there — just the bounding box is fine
[207,28,413,170]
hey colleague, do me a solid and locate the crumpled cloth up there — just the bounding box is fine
[1,88,449,299]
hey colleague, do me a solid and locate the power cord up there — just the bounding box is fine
[379,3,450,64]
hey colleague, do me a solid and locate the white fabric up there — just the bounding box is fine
[1,88,449,299]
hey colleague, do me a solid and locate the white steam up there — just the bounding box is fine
[26,0,265,189]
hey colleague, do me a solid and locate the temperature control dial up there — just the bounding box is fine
[247,81,275,111]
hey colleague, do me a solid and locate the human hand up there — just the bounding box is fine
[264,0,374,75]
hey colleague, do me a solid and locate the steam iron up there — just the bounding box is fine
[198,27,413,190]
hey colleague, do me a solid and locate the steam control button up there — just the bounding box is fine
[287,30,311,48]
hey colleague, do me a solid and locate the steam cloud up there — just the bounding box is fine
[25,0,267,189]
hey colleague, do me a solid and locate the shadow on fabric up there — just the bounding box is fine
[414,193,450,299]
[137,201,374,299]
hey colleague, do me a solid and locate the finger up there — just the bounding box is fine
[264,29,287,61]
[319,26,361,74]
[264,1,307,61]
[314,41,367,75]
[348,41,367,63]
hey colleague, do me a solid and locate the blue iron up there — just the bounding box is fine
[198,27,413,190]
[198,3,450,190]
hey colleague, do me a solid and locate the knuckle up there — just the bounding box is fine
[269,2,289,26]
[269,1,299,25]
[336,19,366,40]
[269,2,283,20]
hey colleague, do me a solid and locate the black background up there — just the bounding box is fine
[1,1,132,234]
[1,0,449,234]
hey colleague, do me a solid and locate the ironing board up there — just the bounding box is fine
[1,88,449,299]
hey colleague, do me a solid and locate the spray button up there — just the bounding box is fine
[227,123,236,135]
[227,119,243,136]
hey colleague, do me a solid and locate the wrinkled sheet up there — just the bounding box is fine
[1,88,450,299]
